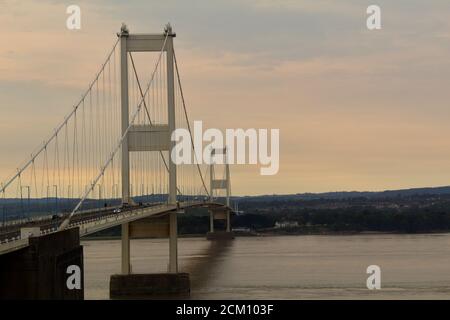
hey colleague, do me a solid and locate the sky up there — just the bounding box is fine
[1,0,450,195]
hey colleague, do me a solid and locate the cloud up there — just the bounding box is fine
[1,1,450,194]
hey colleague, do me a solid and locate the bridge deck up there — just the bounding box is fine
[0,201,228,255]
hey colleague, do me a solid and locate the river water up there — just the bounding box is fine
[82,234,450,299]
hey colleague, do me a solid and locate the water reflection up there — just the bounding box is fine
[182,239,234,291]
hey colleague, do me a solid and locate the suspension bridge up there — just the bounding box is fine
[0,24,234,299]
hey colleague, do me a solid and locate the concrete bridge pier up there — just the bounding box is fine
[0,228,84,300]
[121,222,131,274]
[109,209,190,299]
[206,207,234,240]
[207,147,233,240]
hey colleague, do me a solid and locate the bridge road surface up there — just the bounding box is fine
[0,201,226,255]
[0,202,165,242]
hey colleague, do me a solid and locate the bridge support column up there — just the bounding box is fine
[119,24,131,206]
[110,211,189,299]
[168,211,178,273]
[167,27,177,207]
[208,148,233,240]
[121,222,130,275]
[110,211,190,298]
[206,208,234,241]
[0,228,84,300]
[209,211,214,233]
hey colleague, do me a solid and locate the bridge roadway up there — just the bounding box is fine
[0,203,160,242]
[0,201,226,255]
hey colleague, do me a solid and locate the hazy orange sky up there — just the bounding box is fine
[1,0,450,195]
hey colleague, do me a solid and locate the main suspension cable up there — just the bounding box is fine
[173,49,210,196]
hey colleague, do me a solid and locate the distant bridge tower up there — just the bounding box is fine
[209,148,231,207]
[118,23,178,274]
[207,148,234,239]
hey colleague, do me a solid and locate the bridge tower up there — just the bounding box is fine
[207,148,234,240]
[118,23,179,273]
[110,24,189,299]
